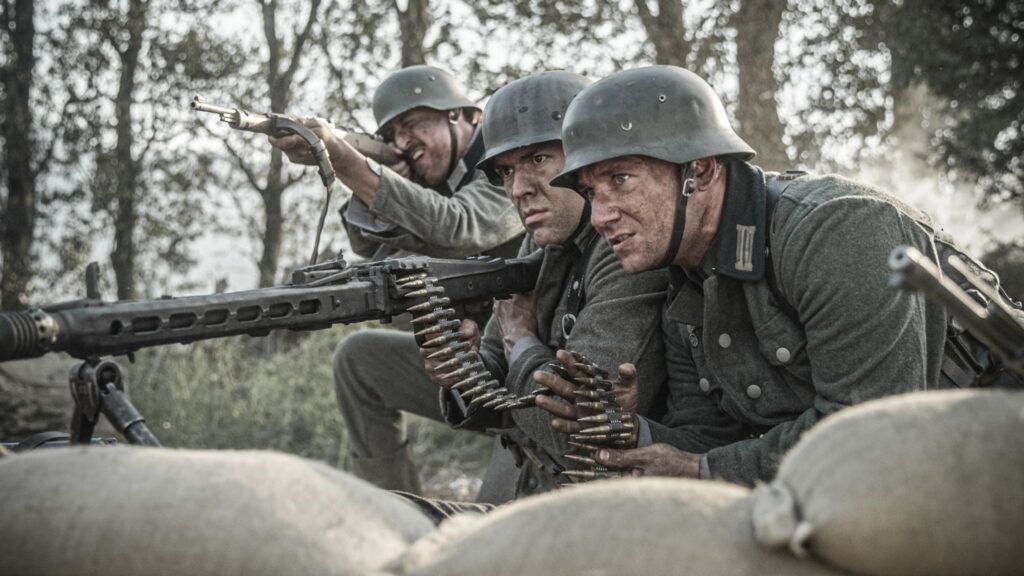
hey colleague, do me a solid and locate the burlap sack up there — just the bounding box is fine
[393,477,845,576]
[0,447,434,576]
[752,389,1024,576]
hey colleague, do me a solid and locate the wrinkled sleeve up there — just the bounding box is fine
[705,196,943,484]
[342,209,386,258]
[505,242,669,462]
[360,168,524,258]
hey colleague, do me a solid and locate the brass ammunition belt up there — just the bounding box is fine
[557,351,631,482]
[398,273,536,411]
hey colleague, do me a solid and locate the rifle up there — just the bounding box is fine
[191,96,400,166]
[191,96,401,265]
[0,251,543,446]
[889,245,1024,379]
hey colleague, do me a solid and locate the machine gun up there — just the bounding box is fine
[0,251,543,447]
[889,245,1024,380]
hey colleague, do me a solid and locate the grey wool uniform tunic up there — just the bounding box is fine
[444,222,669,500]
[342,129,525,260]
[646,160,1007,485]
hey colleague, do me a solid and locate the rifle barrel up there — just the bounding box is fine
[190,98,236,117]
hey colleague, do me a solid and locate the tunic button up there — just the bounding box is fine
[689,333,700,348]
[699,378,710,392]
[776,347,792,364]
[746,384,762,399]
[718,333,732,348]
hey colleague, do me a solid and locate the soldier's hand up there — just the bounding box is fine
[610,362,639,415]
[593,443,702,478]
[534,354,641,443]
[420,319,481,389]
[386,146,412,178]
[493,293,536,359]
[267,117,347,165]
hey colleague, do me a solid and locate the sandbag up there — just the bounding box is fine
[0,447,435,576]
[393,477,845,576]
[752,389,1024,576]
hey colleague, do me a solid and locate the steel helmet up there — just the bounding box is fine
[372,65,479,133]
[477,71,592,185]
[552,65,754,190]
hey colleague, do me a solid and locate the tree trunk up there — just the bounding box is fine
[258,155,285,287]
[1,0,36,311]
[109,0,148,300]
[732,0,790,171]
[634,0,690,67]
[395,0,430,66]
[253,0,320,287]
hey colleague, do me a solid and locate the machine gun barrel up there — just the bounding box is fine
[0,251,542,362]
[889,245,1024,378]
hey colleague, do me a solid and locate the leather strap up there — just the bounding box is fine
[764,171,806,323]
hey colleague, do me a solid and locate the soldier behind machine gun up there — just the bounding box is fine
[533,65,1024,486]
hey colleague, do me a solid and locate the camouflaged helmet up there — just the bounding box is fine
[372,65,479,133]
[551,66,754,190]
[477,71,592,186]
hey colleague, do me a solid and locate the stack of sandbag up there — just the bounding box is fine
[752,389,1024,576]
[0,447,435,576]
[391,477,847,576]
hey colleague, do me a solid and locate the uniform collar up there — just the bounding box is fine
[444,126,484,192]
[701,160,768,282]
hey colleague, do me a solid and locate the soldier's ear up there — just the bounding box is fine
[692,157,720,192]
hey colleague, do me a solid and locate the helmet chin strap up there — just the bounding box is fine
[658,161,696,269]
[445,109,461,182]
[564,202,592,247]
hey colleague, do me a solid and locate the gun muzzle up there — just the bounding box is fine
[191,95,236,117]
[0,309,57,362]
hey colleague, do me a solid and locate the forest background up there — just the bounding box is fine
[1,0,1022,498]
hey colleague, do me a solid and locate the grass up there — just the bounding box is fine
[128,324,492,500]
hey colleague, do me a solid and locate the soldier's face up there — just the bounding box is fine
[579,155,680,272]
[384,107,454,187]
[493,142,583,247]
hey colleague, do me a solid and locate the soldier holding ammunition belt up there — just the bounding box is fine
[534,66,1022,486]
[423,71,668,501]
[270,65,524,493]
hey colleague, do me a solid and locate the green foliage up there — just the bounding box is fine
[128,324,491,499]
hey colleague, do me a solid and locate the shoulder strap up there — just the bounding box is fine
[764,171,806,323]
[559,231,600,348]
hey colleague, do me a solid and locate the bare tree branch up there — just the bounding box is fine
[280,0,322,96]
[316,8,373,132]
[633,0,654,33]
[226,185,265,243]
[221,137,267,195]
[261,0,282,98]
[284,169,305,188]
